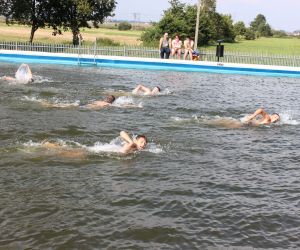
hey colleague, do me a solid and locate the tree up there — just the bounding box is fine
[201,0,216,13]
[244,28,255,40]
[272,30,287,38]
[58,0,116,45]
[0,0,63,43]
[250,14,273,37]
[234,21,246,36]
[141,0,235,46]
[0,0,116,45]
[257,23,272,37]
[250,14,266,31]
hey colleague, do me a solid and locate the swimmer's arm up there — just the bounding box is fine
[244,108,268,122]
[3,76,15,81]
[120,131,133,144]
[120,142,135,154]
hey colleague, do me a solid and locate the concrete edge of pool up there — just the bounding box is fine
[1,49,300,78]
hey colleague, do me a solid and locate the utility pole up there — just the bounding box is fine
[194,0,201,50]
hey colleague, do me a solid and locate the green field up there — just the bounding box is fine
[204,37,300,56]
[0,22,143,45]
[1,22,300,55]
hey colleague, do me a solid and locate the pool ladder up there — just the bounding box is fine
[77,38,98,66]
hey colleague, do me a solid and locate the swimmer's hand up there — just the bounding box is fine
[120,131,133,144]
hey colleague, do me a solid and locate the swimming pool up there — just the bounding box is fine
[1,50,300,78]
[0,62,300,249]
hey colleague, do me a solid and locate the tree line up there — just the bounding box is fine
[0,0,116,45]
[141,0,282,46]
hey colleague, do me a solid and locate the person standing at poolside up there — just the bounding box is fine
[159,33,172,59]
[183,37,195,60]
[171,34,182,59]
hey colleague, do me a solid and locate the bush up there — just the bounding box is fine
[118,21,132,31]
[96,38,120,46]
[235,35,245,41]
[272,30,287,38]
[244,29,255,40]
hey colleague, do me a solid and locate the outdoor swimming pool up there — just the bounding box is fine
[0,61,300,249]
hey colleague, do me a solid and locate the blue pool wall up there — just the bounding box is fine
[1,50,300,78]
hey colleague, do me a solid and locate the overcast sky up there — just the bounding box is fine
[113,0,300,32]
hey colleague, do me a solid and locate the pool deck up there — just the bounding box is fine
[1,49,300,77]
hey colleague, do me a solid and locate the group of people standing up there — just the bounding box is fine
[159,33,198,60]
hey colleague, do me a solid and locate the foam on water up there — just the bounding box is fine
[278,111,299,125]
[113,96,143,108]
[32,75,53,84]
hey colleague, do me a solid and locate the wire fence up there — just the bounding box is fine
[1,41,300,67]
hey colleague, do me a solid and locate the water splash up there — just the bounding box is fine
[15,64,32,84]
[171,115,199,123]
[85,138,123,153]
[113,96,143,108]
[278,111,299,125]
[146,142,164,154]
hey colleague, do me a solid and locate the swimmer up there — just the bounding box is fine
[120,131,147,154]
[2,64,33,84]
[206,108,280,128]
[132,84,161,96]
[41,141,86,159]
[244,108,280,125]
[84,95,115,109]
[40,95,115,109]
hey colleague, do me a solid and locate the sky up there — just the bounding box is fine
[113,0,300,32]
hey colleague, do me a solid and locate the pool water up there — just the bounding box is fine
[0,62,300,249]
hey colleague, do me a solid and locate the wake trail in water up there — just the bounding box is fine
[22,95,80,107]
[21,137,163,157]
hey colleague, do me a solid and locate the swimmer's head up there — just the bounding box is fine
[271,113,280,123]
[104,95,115,104]
[152,86,161,94]
[135,135,147,149]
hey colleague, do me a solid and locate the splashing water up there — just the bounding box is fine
[15,64,32,84]
[113,96,143,108]
[278,111,299,125]
[85,138,124,154]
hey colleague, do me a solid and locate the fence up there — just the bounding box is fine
[1,41,300,67]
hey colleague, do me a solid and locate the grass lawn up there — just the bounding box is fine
[0,22,143,45]
[203,37,300,56]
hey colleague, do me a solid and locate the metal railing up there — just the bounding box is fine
[1,41,300,67]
